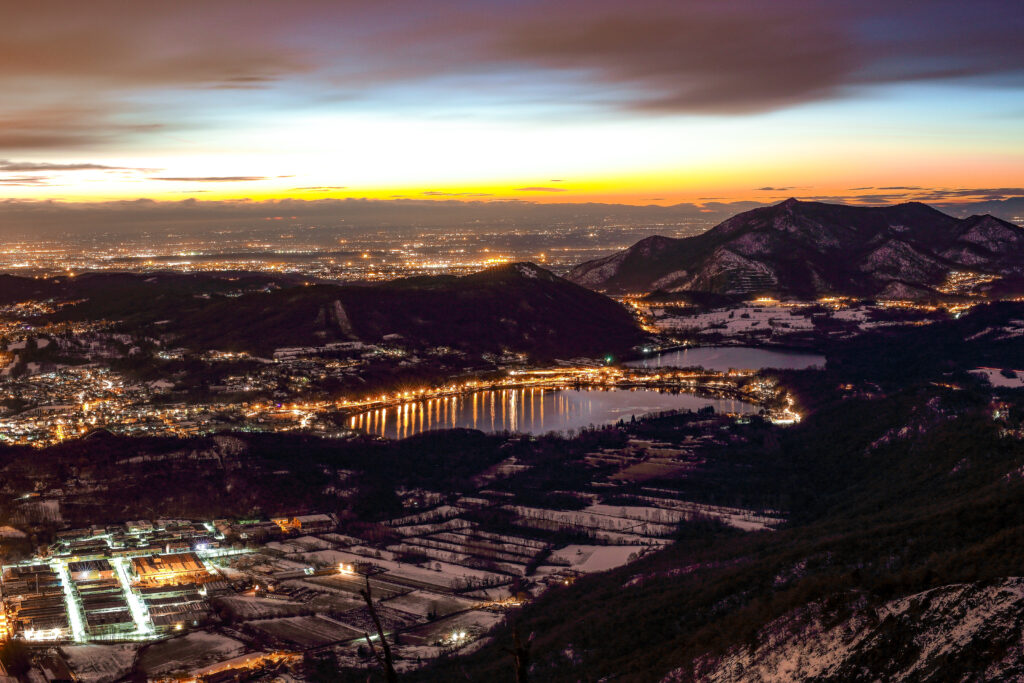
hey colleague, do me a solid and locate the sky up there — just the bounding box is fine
[1,0,1022,213]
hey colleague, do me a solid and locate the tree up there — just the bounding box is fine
[359,575,398,683]
[503,628,534,683]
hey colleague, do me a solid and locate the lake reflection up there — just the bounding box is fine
[348,387,755,439]
[627,346,825,372]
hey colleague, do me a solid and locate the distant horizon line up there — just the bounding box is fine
[0,194,1020,238]
[1,193,1020,210]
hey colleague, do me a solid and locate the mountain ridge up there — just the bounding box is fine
[17,262,644,359]
[567,199,1024,297]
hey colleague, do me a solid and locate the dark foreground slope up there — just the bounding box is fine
[22,263,643,359]
[568,199,1024,298]
[411,304,1024,682]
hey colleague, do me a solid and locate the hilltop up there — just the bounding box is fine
[10,263,644,360]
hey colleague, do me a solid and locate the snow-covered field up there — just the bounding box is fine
[972,367,1024,388]
[387,505,465,527]
[389,541,528,576]
[406,609,503,644]
[214,595,309,619]
[60,644,138,683]
[652,306,816,336]
[138,631,246,677]
[506,504,680,540]
[392,517,475,537]
[383,592,477,618]
[547,545,649,573]
[300,547,509,589]
[632,494,785,531]
[649,303,937,342]
[248,615,361,648]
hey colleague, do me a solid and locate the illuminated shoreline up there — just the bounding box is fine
[0,365,799,447]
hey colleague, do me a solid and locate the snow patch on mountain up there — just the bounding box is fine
[958,216,1024,251]
[861,240,943,280]
[664,579,1024,683]
[941,245,992,266]
[516,263,540,279]
[569,251,628,287]
[651,269,691,291]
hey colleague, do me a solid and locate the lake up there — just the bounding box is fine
[626,346,825,372]
[348,386,756,439]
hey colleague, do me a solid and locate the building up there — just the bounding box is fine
[228,521,282,543]
[2,567,70,641]
[0,604,10,641]
[163,539,192,553]
[139,584,209,633]
[75,579,133,637]
[1,565,62,598]
[126,520,154,533]
[272,513,335,535]
[131,552,211,587]
[68,559,115,582]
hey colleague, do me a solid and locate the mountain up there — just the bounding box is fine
[567,199,1024,298]
[39,263,644,359]
[670,579,1024,682]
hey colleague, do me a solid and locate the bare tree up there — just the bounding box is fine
[503,628,534,683]
[360,575,398,683]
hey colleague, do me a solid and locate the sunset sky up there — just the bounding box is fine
[2,0,1022,208]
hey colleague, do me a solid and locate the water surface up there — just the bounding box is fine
[349,386,755,439]
[626,346,824,372]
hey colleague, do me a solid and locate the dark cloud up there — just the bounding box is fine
[915,187,1024,199]
[0,0,1020,156]
[0,159,144,172]
[0,106,165,151]
[151,176,270,182]
[0,3,305,89]
[0,2,305,152]
[778,187,1024,207]
[421,191,493,197]
[0,176,51,185]
[934,196,1024,219]
[698,200,770,213]
[290,186,349,191]
[494,5,856,114]
[515,186,567,192]
[844,194,908,204]
[206,75,282,90]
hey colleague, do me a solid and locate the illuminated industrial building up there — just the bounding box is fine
[130,552,211,587]
[68,559,115,582]
[271,513,336,535]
